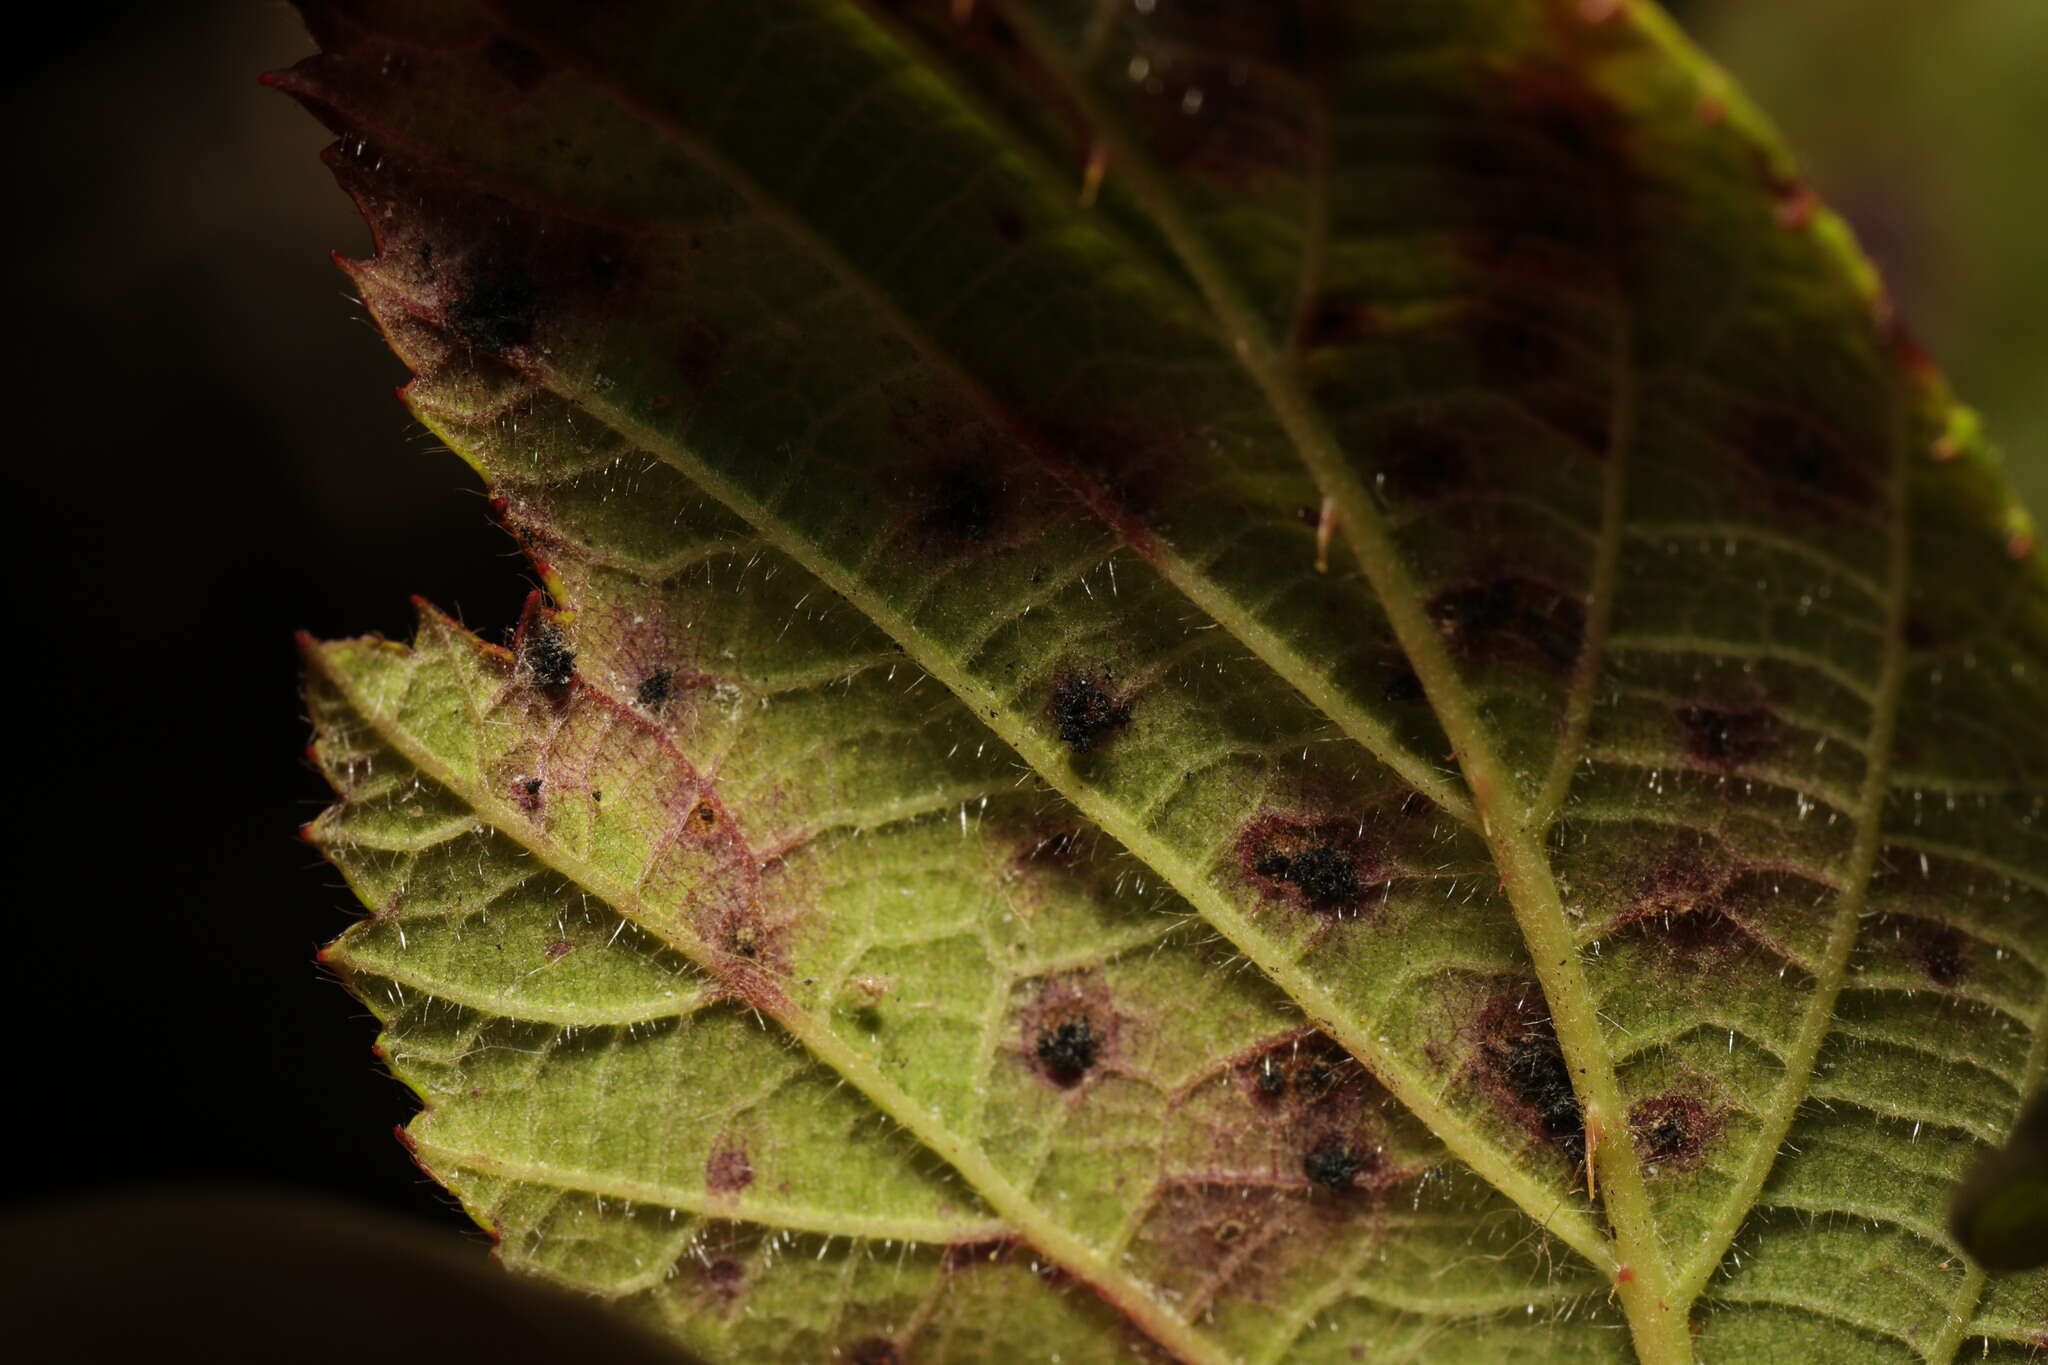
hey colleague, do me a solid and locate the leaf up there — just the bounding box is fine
[278,2,2048,1361]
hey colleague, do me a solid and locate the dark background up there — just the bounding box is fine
[4,0,2042,1245]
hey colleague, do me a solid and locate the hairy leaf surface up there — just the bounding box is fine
[282,2,2048,1361]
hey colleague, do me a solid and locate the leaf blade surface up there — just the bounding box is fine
[285,2,2048,1360]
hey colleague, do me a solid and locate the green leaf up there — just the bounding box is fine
[279,2,2048,1361]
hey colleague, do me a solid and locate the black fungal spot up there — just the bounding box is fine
[1034,1019,1100,1086]
[1505,1036,1583,1163]
[1255,845,1358,910]
[691,800,719,829]
[1429,575,1584,672]
[1050,671,1132,753]
[513,776,544,814]
[483,37,553,90]
[1913,922,1970,985]
[1676,704,1780,772]
[1022,979,1114,1091]
[1643,1116,1687,1162]
[1628,1094,1718,1171]
[1239,815,1386,917]
[523,621,576,688]
[1241,1032,1374,1117]
[636,667,674,710]
[1295,1058,1341,1102]
[1381,667,1425,703]
[848,1340,901,1365]
[449,265,539,352]
[1480,1006,1585,1165]
[1302,1139,1362,1191]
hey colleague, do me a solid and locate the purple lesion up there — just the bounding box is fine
[1235,811,1393,919]
[1628,1092,1723,1172]
[1471,992,1586,1168]
[1674,703,1783,773]
[1018,975,1119,1091]
[1428,572,1586,674]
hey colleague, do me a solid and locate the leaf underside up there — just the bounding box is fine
[281,2,2048,1361]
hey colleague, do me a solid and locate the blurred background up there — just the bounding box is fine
[3,0,2043,1237]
